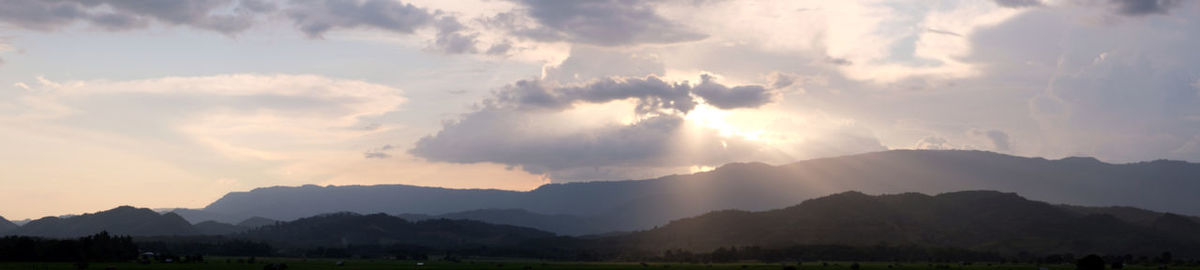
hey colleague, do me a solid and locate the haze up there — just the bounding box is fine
[1,0,1199,220]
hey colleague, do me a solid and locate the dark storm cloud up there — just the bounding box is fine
[1107,0,1181,16]
[692,75,777,109]
[504,0,708,46]
[0,0,265,34]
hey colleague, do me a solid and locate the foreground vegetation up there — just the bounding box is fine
[2,259,1200,270]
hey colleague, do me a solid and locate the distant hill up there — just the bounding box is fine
[4,206,198,238]
[194,150,1200,235]
[235,216,277,229]
[618,191,1200,257]
[1060,205,1200,227]
[238,212,556,249]
[168,208,246,224]
[193,221,242,235]
[0,215,17,233]
[397,209,611,236]
[190,216,279,235]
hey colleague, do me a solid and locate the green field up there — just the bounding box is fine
[1,259,1195,270]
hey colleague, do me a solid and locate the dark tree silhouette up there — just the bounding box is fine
[1078,254,1106,270]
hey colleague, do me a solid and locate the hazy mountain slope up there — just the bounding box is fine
[194,221,242,235]
[191,216,279,235]
[199,150,1200,234]
[205,184,524,222]
[6,206,198,238]
[235,217,277,229]
[239,212,555,249]
[402,209,605,236]
[0,216,17,233]
[620,191,1200,256]
[1058,205,1200,226]
[170,208,247,224]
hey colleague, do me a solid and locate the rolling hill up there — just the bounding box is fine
[617,190,1200,257]
[0,216,16,233]
[238,212,556,249]
[4,206,198,238]
[396,209,610,236]
[188,150,1200,235]
[191,217,278,235]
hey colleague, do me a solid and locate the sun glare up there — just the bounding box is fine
[685,104,766,142]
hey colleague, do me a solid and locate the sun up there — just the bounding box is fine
[684,104,765,141]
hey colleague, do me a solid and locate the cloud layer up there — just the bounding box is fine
[0,0,268,33]
[501,0,707,46]
[410,75,784,180]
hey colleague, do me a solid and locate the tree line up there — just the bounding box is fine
[0,232,137,262]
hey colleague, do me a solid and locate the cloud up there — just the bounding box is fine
[914,137,954,150]
[0,0,488,54]
[10,74,405,163]
[969,129,1012,152]
[363,152,391,159]
[0,0,267,34]
[430,16,479,54]
[1106,0,1182,16]
[286,0,434,38]
[500,0,707,46]
[494,76,698,115]
[0,39,11,66]
[692,74,777,110]
[992,0,1043,8]
[765,72,827,92]
[541,46,665,83]
[489,74,778,115]
[410,111,771,180]
[410,74,785,181]
[364,144,395,159]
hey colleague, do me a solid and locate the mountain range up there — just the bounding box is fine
[0,215,16,233]
[179,150,1200,235]
[0,206,280,238]
[192,216,278,235]
[238,212,555,250]
[618,191,1200,256]
[5,191,1200,259]
[3,206,197,238]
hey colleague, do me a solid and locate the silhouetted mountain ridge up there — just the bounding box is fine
[4,206,198,238]
[619,190,1200,256]
[394,209,610,236]
[0,216,16,233]
[238,212,556,249]
[191,150,1200,235]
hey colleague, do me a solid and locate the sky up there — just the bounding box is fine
[1,0,1199,220]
